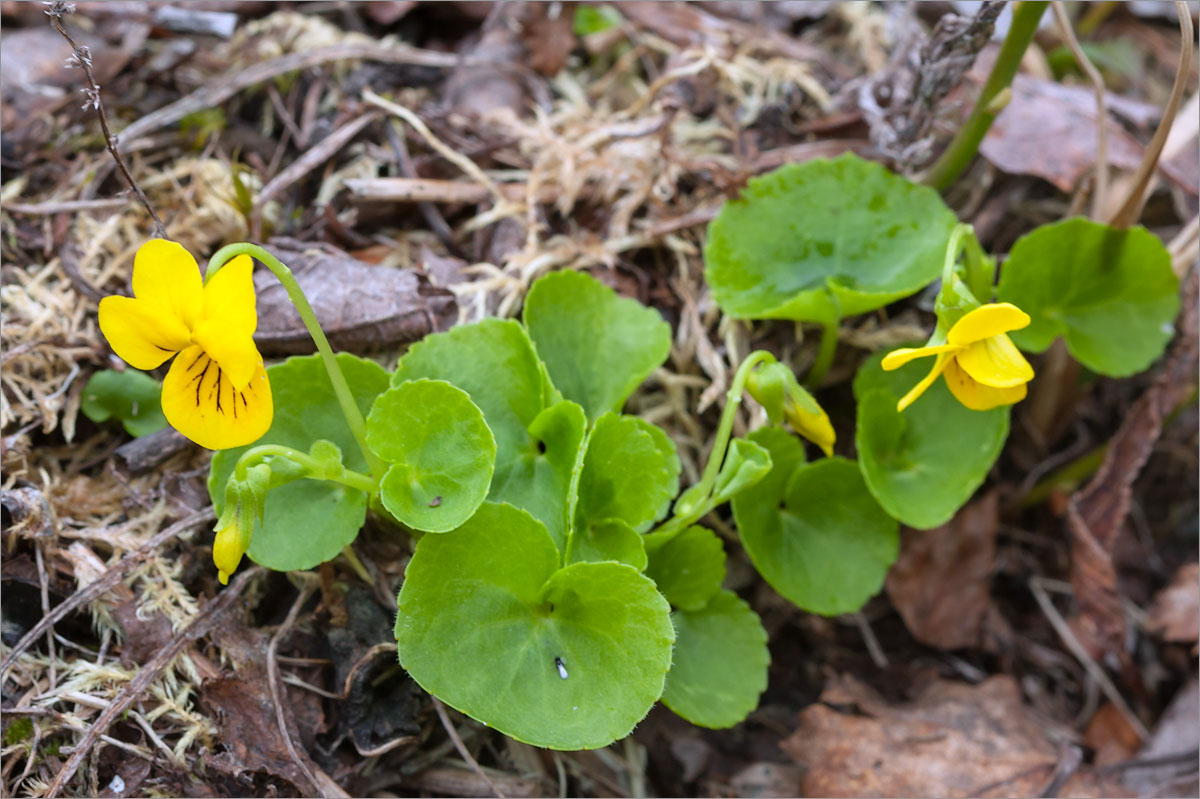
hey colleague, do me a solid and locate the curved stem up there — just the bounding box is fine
[207,243,386,479]
[923,1,1049,191]
[805,320,841,389]
[941,224,970,288]
[663,350,775,534]
[234,443,378,494]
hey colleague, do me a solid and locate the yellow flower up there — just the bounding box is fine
[882,302,1034,412]
[784,395,835,457]
[98,240,272,449]
[212,520,246,585]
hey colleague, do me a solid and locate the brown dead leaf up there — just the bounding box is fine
[364,0,417,25]
[1068,269,1198,660]
[1124,679,1200,798]
[1147,563,1200,645]
[253,242,456,355]
[521,7,576,77]
[981,75,1146,192]
[783,674,1124,798]
[1084,703,1142,767]
[885,492,998,650]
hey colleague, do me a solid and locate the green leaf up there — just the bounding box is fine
[80,369,168,437]
[394,318,545,469]
[367,379,496,533]
[395,502,674,750]
[662,590,769,729]
[732,447,898,616]
[524,270,672,422]
[644,525,725,611]
[490,400,587,553]
[712,438,773,506]
[567,518,647,570]
[996,218,1179,376]
[574,4,622,36]
[574,413,680,534]
[209,354,389,571]
[853,352,1009,529]
[705,154,958,323]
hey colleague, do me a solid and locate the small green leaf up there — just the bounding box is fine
[490,400,587,552]
[574,4,622,36]
[393,319,545,470]
[644,526,725,611]
[853,352,1009,529]
[732,444,898,616]
[396,502,674,750]
[711,438,773,506]
[567,518,647,570]
[81,369,168,437]
[524,271,672,422]
[575,413,680,534]
[367,379,496,533]
[662,590,769,729]
[705,154,958,323]
[997,218,1179,376]
[209,354,389,572]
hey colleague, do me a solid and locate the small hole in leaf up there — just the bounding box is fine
[536,440,546,455]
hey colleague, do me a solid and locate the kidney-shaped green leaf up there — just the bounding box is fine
[662,590,769,729]
[853,351,1009,529]
[996,218,1179,376]
[366,379,496,533]
[732,445,898,616]
[395,502,674,750]
[81,368,169,437]
[524,270,672,422]
[209,354,389,571]
[567,518,647,571]
[705,153,958,323]
[574,413,680,534]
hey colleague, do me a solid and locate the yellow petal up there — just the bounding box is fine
[946,303,1031,347]
[212,522,245,586]
[896,351,952,412]
[191,321,261,390]
[97,295,191,370]
[881,344,960,371]
[955,334,1034,388]
[943,358,1028,411]
[202,254,257,335]
[131,239,204,331]
[161,345,273,450]
[784,401,836,457]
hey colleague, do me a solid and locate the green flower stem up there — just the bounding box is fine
[207,243,387,479]
[923,1,1049,191]
[961,226,994,301]
[234,443,378,494]
[805,319,841,389]
[941,224,970,288]
[659,349,774,536]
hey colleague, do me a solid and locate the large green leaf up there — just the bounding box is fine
[574,413,680,534]
[524,270,672,421]
[567,518,647,571]
[395,502,674,750]
[731,439,898,616]
[209,354,389,571]
[80,369,168,437]
[854,352,1009,529]
[366,379,496,533]
[705,154,958,323]
[662,590,769,729]
[644,525,725,611]
[996,218,1179,376]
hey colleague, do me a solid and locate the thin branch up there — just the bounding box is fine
[1108,1,1194,228]
[1051,2,1108,219]
[431,697,507,799]
[266,583,323,797]
[45,3,166,237]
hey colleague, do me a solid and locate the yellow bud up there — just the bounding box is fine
[784,401,836,458]
[212,522,245,586]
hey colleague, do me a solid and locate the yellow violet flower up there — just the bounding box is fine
[882,302,1034,412]
[212,520,246,586]
[98,239,272,449]
[784,394,835,457]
